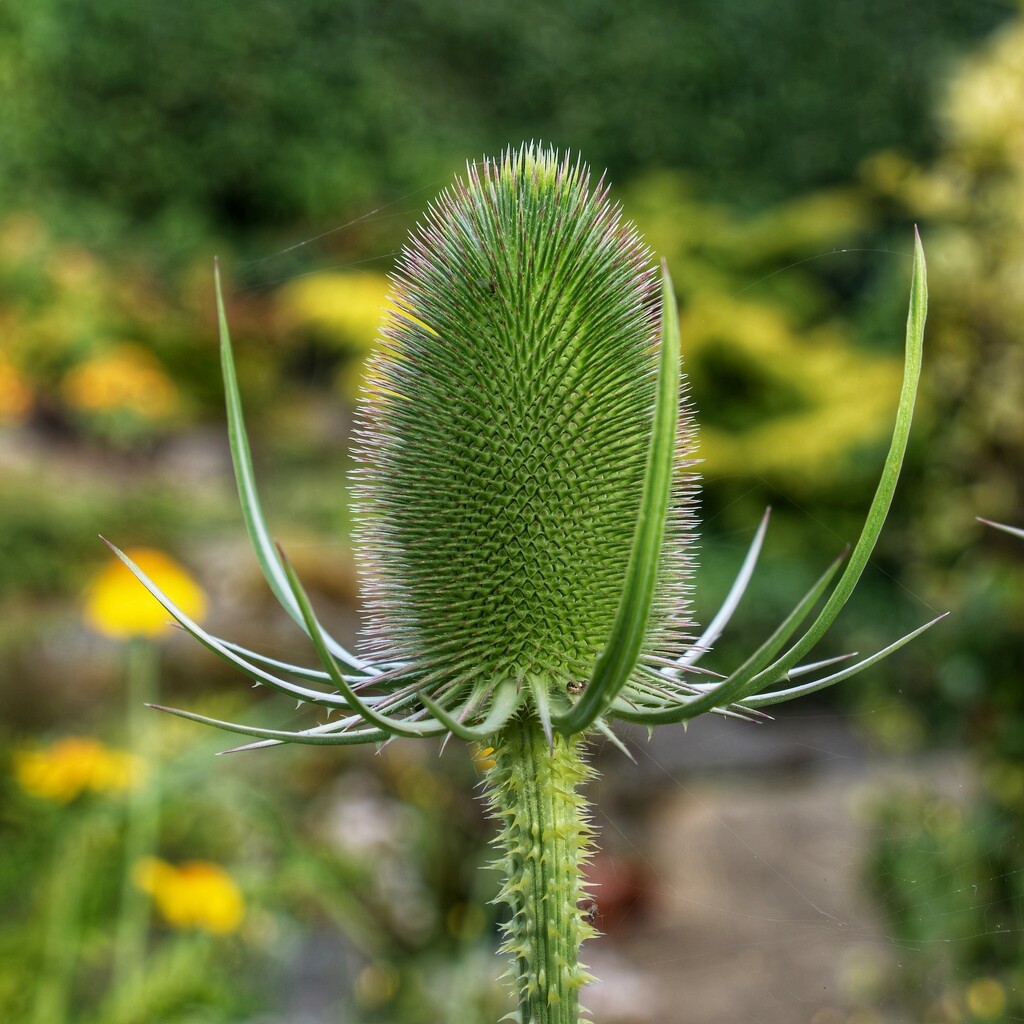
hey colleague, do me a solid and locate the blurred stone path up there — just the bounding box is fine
[581,713,970,1024]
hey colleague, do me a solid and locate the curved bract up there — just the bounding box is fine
[114,147,938,751]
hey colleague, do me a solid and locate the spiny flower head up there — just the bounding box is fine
[109,144,936,751]
[353,146,697,707]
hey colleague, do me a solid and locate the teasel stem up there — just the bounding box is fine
[486,715,597,1024]
[112,637,160,993]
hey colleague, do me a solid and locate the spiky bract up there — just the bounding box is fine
[354,145,696,704]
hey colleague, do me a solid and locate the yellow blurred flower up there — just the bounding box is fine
[133,857,244,934]
[14,737,144,802]
[276,271,392,350]
[944,18,1024,161]
[0,353,32,425]
[83,548,207,640]
[965,977,1007,1019]
[61,342,179,419]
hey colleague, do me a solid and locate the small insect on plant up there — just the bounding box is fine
[579,899,599,928]
[108,144,939,1023]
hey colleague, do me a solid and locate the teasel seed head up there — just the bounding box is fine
[352,143,698,708]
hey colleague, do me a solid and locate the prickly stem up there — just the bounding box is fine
[485,716,597,1023]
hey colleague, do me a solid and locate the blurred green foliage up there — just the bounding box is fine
[867,779,1024,1022]
[0,0,1007,252]
[852,15,1024,1021]
[0,472,199,600]
[0,718,504,1023]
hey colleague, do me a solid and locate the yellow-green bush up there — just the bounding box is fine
[624,173,902,489]
[858,14,1024,1018]
[0,216,187,446]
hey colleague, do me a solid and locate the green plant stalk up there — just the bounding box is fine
[112,637,159,993]
[486,718,596,1024]
[32,817,98,1024]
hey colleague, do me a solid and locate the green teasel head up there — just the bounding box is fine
[109,143,941,749]
[352,147,697,727]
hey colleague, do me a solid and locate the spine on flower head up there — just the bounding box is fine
[352,144,697,707]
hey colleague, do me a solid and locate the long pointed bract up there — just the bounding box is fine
[215,262,376,676]
[602,230,929,727]
[978,517,1024,541]
[555,262,681,734]
[276,544,449,738]
[613,550,845,725]
[676,507,770,668]
[738,229,928,692]
[100,540,358,709]
[147,704,396,745]
[742,614,947,708]
[419,683,523,743]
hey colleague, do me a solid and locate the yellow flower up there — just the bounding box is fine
[0,353,32,425]
[133,857,244,934]
[61,342,179,419]
[276,271,392,350]
[14,737,143,803]
[965,977,1008,1019]
[83,548,207,640]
